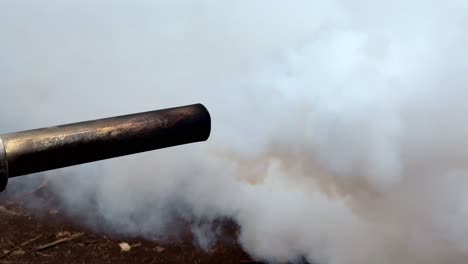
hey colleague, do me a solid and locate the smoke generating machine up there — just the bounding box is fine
[0,104,211,191]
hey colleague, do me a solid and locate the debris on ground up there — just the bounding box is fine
[56,231,71,239]
[36,233,85,251]
[118,242,131,252]
[0,206,18,216]
[49,209,59,215]
[0,186,256,263]
[154,246,165,253]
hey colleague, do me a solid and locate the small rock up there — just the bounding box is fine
[119,242,131,252]
[154,246,165,253]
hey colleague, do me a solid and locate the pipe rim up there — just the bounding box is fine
[0,138,8,191]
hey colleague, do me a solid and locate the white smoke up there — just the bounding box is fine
[2,0,468,263]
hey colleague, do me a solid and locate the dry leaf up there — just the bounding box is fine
[56,231,71,239]
[154,246,165,253]
[49,210,59,215]
[119,242,131,252]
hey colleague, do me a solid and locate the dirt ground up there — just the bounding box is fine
[0,180,261,264]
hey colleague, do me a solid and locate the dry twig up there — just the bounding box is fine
[36,233,84,251]
[130,243,142,248]
[0,206,19,216]
[0,234,43,258]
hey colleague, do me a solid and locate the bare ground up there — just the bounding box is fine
[0,180,261,264]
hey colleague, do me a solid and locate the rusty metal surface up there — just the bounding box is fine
[0,138,8,191]
[0,104,210,182]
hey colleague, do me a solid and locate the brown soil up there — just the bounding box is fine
[0,181,262,264]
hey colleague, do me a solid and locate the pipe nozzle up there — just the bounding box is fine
[0,103,211,192]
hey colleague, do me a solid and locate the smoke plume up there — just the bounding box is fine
[2,1,468,263]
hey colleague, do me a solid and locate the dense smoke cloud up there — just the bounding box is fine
[2,1,468,263]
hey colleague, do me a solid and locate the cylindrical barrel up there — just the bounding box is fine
[0,103,211,191]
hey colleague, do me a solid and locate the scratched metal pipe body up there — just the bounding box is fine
[0,104,211,191]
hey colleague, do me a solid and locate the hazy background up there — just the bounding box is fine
[2,1,468,263]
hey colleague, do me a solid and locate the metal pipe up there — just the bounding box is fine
[0,103,211,191]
